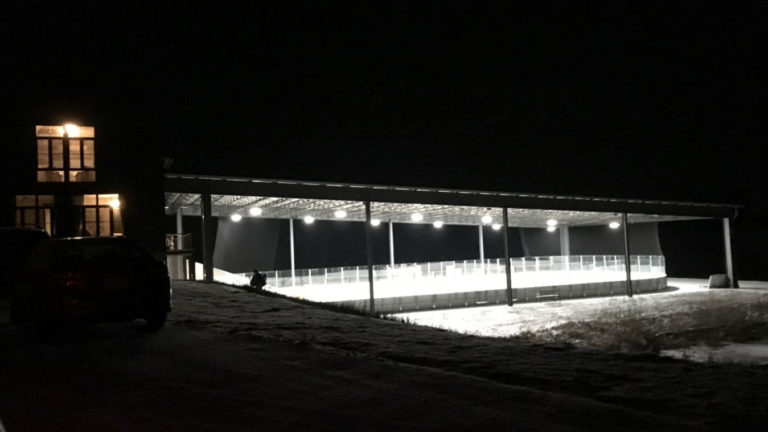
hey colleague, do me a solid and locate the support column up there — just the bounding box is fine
[176,207,183,235]
[622,213,633,297]
[559,226,570,256]
[388,221,395,268]
[365,201,375,313]
[201,191,213,283]
[723,217,738,288]
[289,218,296,286]
[173,207,185,280]
[478,225,485,264]
[503,207,513,306]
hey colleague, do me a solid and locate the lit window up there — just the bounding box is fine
[14,195,54,235]
[36,125,96,183]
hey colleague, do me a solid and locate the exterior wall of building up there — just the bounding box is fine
[3,125,166,258]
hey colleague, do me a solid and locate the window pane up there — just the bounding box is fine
[38,195,54,206]
[84,208,97,237]
[99,194,119,209]
[70,171,96,182]
[69,139,81,169]
[37,171,65,182]
[51,139,63,168]
[42,209,52,235]
[78,126,95,138]
[112,210,123,235]
[99,207,111,237]
[37,139,49,168]
[83,195,98,206]
[15,195,36,207]
[23,209,36,227]
[83,140,95,168]
[36,125,64,138]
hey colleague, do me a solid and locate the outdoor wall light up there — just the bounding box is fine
[371,219,381,227]
[481,215,493,224]
[433,221,444,229]
[546,225,556,233]
[546,219,558,227]
[334,210,347,219]
[411,212,423,222]
[62,123,81,137]
[109,198,121,210]
[492,223,502,230]
[609,221,621,229]
[230,214,242,222]
[303,215,315,224]
[249,207,263,217]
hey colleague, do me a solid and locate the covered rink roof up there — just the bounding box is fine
[164,173,740,228]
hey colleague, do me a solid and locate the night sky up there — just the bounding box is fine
[2,2,767,277]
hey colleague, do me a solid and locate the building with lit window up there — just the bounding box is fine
[11,124,124,238]
[4,124,167,260]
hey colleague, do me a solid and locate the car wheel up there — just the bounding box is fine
[144,310,167,330]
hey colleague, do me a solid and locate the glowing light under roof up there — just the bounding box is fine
[546,226,556,232]
[230,214,242,222]
[303,215,315,224]
[481,215,493,224]
[492,223,502,230]
[249,207,263,216]
[371,219,381,227]
[433,221,444,229]
[334,210,348,219]
[411,213,423,222]
[546,219,558,227]
[609,221,621,229]
[63,123,80,137]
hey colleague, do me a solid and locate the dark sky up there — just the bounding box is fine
[2,2,766,202]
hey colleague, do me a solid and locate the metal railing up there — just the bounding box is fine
[166,233,194,251]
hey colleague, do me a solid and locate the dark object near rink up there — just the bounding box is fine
[0,227,50,298]
[708,274,730,288]
[10,236,171,330]
[250,270,267,289]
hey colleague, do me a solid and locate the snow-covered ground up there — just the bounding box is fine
[394,278,768,364]
[2,280,768,430]
[392,278,714,336]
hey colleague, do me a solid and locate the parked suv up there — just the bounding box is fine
[10,236,171,329]
[0,227,50,298]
